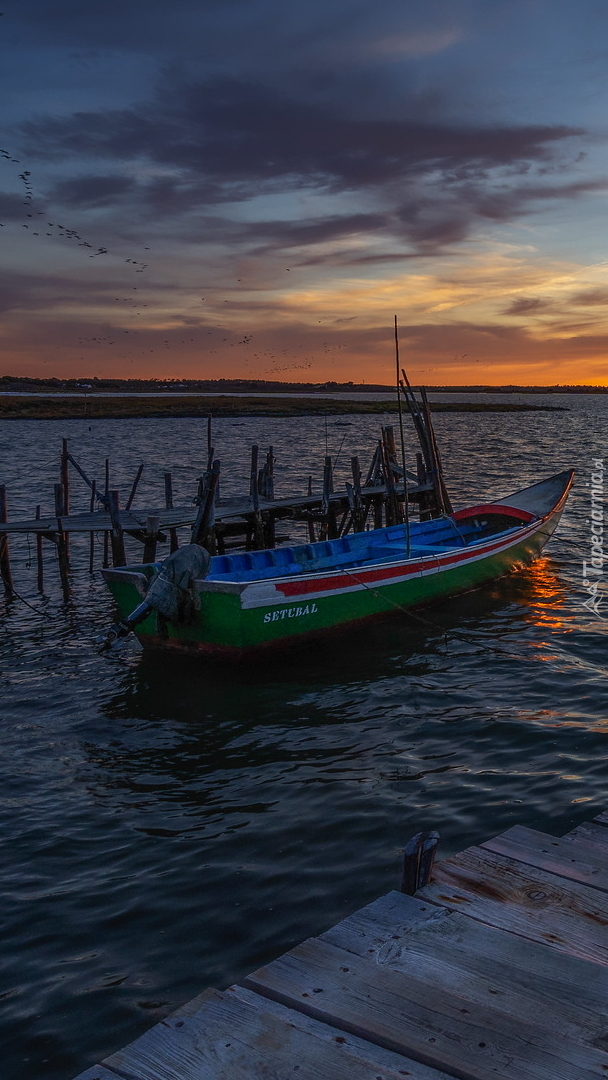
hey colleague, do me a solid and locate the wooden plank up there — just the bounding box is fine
[72,1067,128,1080]
[244,936,608,1080]
[320,890,608,1048]
[228,985,458,1079]
[0,478,432,536]
[419,845,608,966]
[103,986,455,1080]
[565,821,608,853]
[482,825,608,891]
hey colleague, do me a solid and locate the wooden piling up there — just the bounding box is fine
[306,475,316,542]
[61,438,70,561]
[419,387,453,515]
[350,456,365,533]
[89,480,96,574]
[248,445,265,549]
[54,483,70,597]
[381,427,399,526]
[107,490,127,567]
[322,456,338,540]
[400,832,423,895]
[35,504,44,592]
[0,486,14,597]
[103,458,110,568]
[125,464,144,512]
[143,516,160,563]
[418,831,439,888]
[164,472,179,553]
[260,447,276,548]
[192,460,221,552]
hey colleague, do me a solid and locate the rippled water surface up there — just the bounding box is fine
[1,395,607,1079]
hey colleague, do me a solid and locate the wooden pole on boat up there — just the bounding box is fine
[394,316,411,553]
[35,504,44,592]
[0,486,14,597]
[164,472,179,553]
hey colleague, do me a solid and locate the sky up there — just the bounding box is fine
[3,0,608,385]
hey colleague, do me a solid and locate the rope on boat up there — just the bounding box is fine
[340,566,547,665]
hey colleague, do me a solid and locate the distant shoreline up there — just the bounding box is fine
[0,395,568,420]
[0,375,606,396]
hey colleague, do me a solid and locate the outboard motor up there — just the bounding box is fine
[102,544,211,647]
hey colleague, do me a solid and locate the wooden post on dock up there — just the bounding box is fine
[373,442,384,529]
[0,486,14,597]
[164,473,179,553]
[192,460,220,552]
[322,456,338,540]
[108,490,127,567]
[54,483,70,597]
[401,830,440,895]
[419,387,453,515]
[381,427,399,526]
[125,464,144,511]
[349,456,365,533]
[306,475,315,543]
[103,458,110,568]
[143,516,160,563]
[248,445,265,549]
[260,447,275,548]
[35,505,44,592]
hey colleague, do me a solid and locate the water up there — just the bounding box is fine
[0,395,606,1080]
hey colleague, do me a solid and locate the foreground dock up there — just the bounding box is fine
[75,810,608,1079]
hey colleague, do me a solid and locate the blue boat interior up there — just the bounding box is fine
[196,510,531,583]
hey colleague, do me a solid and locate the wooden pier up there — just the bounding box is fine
[75,809,608,1080]
[0,408,446,596]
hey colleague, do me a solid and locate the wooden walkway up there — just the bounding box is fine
[0,482,431,536]
[74,809,608,1080]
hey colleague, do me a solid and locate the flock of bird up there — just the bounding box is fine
[1,145,346,375]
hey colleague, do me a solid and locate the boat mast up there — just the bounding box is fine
[394,315,411,556]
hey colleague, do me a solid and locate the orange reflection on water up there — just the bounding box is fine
[515,557,572,631]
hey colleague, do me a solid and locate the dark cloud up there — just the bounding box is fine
[16,75,592,260]
[51,174,135,208]
[244,212,390,251]
[503,297,553,316]
[571,288,608,306]
[22,77,582,191]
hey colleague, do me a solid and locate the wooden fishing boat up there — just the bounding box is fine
[102,468,574,655]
